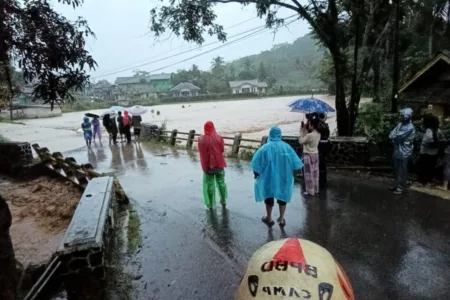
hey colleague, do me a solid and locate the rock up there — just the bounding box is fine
[32,185,42,193]
[164,268,170,272]
[132,274,143,281]
[168,280,176,287]
[162,211,167,217]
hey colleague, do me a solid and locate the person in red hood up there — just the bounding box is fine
[198,121,228,208]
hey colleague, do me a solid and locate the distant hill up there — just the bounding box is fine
[228,34,324,89]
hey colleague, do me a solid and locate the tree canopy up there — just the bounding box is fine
[0,0,96,112]
[149,0,450,136]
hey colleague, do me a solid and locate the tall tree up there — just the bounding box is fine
[258,61,267,81]
[0,0,96,120]
[149,0,395,136]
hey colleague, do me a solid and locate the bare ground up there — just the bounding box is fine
[0,175,82,266]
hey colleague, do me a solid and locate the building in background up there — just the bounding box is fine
[114,73,172,99]
[169,82,201,97]
[399,51,450,121]
[229,80,268,94]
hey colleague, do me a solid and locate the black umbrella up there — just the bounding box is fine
[85,113,100,118]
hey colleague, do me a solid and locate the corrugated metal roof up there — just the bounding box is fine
[229,80,268,88]
[170,82,201,91]
[115,73,171,85]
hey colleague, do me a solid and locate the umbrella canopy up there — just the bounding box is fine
[109,106,125,113]
[85,112,100,118]
[128,105,148,116]
[288,97,335,113]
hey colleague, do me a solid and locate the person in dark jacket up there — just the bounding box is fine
[0,193,16,300]
[103,113,118,145]
[317,113,331,186]
[117,111,125,142]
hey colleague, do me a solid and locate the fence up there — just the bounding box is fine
[141,123,371,166]
[142,125,264,156]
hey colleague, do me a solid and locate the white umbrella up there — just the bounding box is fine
[128,105,148,116]
[100,110,116,118]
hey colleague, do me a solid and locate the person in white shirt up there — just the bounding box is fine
[299,118,321,196]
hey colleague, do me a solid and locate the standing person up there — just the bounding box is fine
[437,140,450,190]
[317,113,330,186]
[117,111,125,142]
[389,108,416,195]
[132,114,143,142]
[300,118,321,196]
[198,121,227,209]
[123,111,132,144]
[81,116,92,147]
[0,193,16,300]
[92,116,102,142]
[417,114,442,186]
[251,126,303,227]
[103,114,118,145]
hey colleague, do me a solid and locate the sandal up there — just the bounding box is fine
[261,216,274,226]
[277,218,286,227]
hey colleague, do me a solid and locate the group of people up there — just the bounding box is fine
[389,108,450,195]
[197,114,330,227]
[81,111,143,147]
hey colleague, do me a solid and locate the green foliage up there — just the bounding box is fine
[354,103,397,142]
[156,110,160,116]
[0,0,96,109]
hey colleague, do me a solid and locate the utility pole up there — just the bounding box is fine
[391,0,400,113]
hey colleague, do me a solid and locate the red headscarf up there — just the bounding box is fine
[123,111,130,126]
[198,121,226,172]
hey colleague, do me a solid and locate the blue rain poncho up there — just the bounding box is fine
[250,127,303,203]
[389,108,416,158]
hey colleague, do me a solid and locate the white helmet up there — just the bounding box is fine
[235,238,354,300]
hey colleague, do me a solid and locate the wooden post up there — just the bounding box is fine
[186,130,195,148]
[231,133,242,156]
[261,136,268,146]
[156,128,162,141]
[170,129,178,146]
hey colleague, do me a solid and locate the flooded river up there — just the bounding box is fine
[24,95,336,138]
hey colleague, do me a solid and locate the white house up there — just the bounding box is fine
[229,80,268,94]
[170,82,201,97]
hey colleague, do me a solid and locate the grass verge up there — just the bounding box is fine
[127,204,141,254]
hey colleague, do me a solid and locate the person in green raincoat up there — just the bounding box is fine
[198,121,228,208]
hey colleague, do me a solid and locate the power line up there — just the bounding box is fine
[97,16,261,76]
[133,27,272,76]
[92,15,297,80]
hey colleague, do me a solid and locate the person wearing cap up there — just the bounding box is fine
[235,238,355,300]
[251,127,303,227]
[389,108,416,195]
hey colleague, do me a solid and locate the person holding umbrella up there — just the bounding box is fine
[128,105,148,142]
[123,111,132,144]
[92,116,101,142]
[103,113,118,145]
[300,118,321,196]
[81,116,93,147]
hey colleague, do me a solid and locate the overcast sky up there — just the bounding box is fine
[54,0,310,83]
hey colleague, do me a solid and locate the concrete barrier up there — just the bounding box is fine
[0,142,33,173]
[57,176,117,300]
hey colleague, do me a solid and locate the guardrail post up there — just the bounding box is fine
[170,129,178,146]
[187,130,196,148]
[261,136,268,145]
[156,128,162,141]
[232,133,242,156]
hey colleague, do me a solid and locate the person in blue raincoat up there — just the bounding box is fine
[389,108,415,195]
[250,127,303,227]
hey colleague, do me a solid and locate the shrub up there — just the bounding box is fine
[151,109,155,114]
[182,105,185,108]
[354,102,396,142]
[156,110,160,115]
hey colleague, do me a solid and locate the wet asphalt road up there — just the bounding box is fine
[64,142,450,300]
